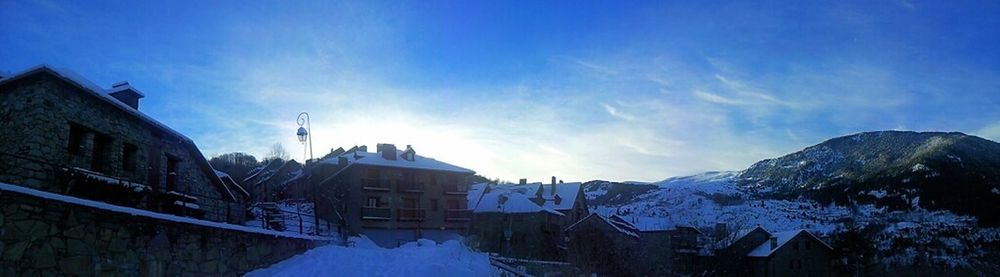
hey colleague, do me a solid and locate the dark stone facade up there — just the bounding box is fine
[0,67,246,224]
[0,188,320,276]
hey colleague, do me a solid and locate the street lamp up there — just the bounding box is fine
[296,112,313,162]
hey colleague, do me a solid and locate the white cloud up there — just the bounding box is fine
[601,102,636,121]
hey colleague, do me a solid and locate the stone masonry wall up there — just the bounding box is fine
[0,190,321,276]
[0,72,243,224]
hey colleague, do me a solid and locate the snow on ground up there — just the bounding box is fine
[246,236,498,277]
[245,200,333,236]
[589,171,1000,269]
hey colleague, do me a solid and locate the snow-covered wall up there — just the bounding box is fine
[0,184,326,276]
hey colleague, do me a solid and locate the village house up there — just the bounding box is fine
[717,226,834,277]
[312,144,475,246]
[564,213,705,276]
[466,179,588,260]
[243,159,305,202]
[467,183,566,260]
[0,65,248,224]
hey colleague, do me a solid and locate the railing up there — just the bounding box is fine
[443,183,467,194]
[397,182,425,193]
[397,207,426,221]
[445,209,471,221]
[361,178,391,191]
[253,202,334,236]
[362,206,391,220]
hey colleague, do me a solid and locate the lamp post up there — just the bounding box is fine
[296,112,313,162]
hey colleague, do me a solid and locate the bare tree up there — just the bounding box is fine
[266,143,291,161]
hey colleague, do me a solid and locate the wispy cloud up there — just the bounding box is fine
[601,102,636,121]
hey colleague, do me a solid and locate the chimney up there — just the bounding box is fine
[359,145,368,152]
[550,176,557,195]
[769,236,778,250]
[107,81,145,110]
[403,145,415,161]
[714,223,728,241]
[377,143,397,160]
[519,178,527,185]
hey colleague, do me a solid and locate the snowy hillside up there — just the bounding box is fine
[586,171,1000,271]
[246,237,498,277]
[589,171,855,235]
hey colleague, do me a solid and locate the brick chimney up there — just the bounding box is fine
[107,81,144,110]
[550,176,557,195]
[519,178,527,185]
[402,145,416,161]
[377,143,397,160]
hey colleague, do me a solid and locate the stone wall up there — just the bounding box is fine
[0,72,244,224]
[0,189,324,276]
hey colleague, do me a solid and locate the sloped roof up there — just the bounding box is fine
[0,65,237,201]
[473,187,564,215]
[214,170,250,198]
[538,182,583,211]
[319,149,474,174]
[746,229,833,257]
[467,183,489,211]
[564,213,640,239]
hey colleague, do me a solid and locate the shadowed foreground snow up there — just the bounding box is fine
[245,237,498,277]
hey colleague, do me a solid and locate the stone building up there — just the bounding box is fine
[243,159,305,202]
[564,213,706,276]
[564,213,642,276]
[0,65,247,224]
[718,227,834,277]
[312,144,475,246]
[468,183,566,260]
[465,179,589,260]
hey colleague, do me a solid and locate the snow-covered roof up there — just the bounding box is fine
[107,81,146,97]
[473,187,563,215]
[539,182,583,211]
[319,149,474,174]
[467,183,488,211]
[0,65,237,201]
[215,169,250,197]
[746,229,831,257]
[564,213,640,239]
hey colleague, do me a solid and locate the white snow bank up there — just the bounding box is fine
[246,236,498,277]
[0,182,333,241]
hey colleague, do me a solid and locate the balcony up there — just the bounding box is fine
[362,207,391,220]
[397,182,425,193]
[443,183,467,195]
[397,208,426,221]
[362,178,391,191]
[445,209,471,221]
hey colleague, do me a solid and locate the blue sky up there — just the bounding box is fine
[3,0,1000,182]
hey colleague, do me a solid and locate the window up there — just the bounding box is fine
[792,241,799,250]
[806,241,812,250]
[123,143,139,172]
[446,199,460,210]
[67,123,86,155]
[430,199,439,211]
[367,197,379,207]
[91,133,112,173]
[166,155,179,191]
[367,168,380,179]
[789,260,794,269]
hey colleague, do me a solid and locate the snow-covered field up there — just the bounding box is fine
[246,237,498,277]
